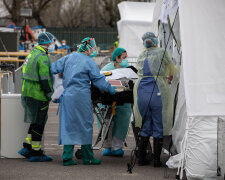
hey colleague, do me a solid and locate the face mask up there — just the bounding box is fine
[48,44,55,52]
[89,51,97,58]
[62,43,66,46]
[120,59,128,68]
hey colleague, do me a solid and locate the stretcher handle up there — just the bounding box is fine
[112,101,116,115]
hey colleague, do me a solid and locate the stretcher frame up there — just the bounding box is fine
[92,101,114,150]
[75,101,124,159]
[75,78,135,159]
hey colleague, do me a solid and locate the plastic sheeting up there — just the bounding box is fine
[172,64,186,154]
[181,117,218,180]
[117,2,155,57]
[153,0,183,154]
[179,0,225,116]
[218,117,225,177]
[160,0,178,24]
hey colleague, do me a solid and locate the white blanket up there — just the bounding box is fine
[100,68,137,81]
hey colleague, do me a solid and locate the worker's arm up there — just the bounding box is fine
[89,61,111,92]
[164,51,178,84]
[38,55,54,100]
[50,55,69,74]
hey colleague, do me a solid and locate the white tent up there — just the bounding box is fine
[117,2,155,61]
[118,0,225,179]
[155,0,225,179]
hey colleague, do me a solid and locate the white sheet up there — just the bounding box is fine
[101,68,137,81]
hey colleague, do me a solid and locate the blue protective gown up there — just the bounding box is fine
[51,52,111,145]
[137,60,163,138]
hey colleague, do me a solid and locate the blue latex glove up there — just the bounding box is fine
[109,86,116,95]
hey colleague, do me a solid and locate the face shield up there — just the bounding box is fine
[86,38,98,57]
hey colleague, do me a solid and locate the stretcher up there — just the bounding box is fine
[75,78,134,159]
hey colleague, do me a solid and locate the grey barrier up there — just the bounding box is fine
[1,54,112,94]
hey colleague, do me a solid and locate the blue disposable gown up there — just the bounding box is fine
[101,62,132,140]
[51,52,111,145]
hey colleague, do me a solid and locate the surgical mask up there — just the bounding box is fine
[120,59,128,67]
[62,43,66,46]
[48,44,55,52]
[89,50,97,58]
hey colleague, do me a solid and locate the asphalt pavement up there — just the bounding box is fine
[0,103,177,180]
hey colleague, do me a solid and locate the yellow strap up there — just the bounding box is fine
[31,145,42,151]
[32,144,42,148]
[40,105,48,111]
[31,141,42,150]
[22,80,25,93]
[142,75,166,78]
[25,137,31,141]
[25,137,32,144]
[32,129,42,136]
[36,45,47,53]
[112,101,116,116]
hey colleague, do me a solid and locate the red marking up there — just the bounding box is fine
[48,108,57,111]
[108,80,122,86]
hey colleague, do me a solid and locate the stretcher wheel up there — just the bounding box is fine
[75,149,82,159]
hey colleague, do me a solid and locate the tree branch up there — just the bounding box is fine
[40,0,53,10]
[3,0,12,14]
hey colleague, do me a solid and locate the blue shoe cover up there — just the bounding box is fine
[103,148,112,156]
[18,148,31,158]
[111,149,124,157]
[29,155,53,162]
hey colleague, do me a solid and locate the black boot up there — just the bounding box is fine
[137,136,150,166]
[23,142,32,150]
[153,138,163,167]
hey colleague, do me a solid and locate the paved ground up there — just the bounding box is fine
[0,103,177,180]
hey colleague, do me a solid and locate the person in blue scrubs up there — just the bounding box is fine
[51,37,116,166]
[133,32,177,167]
[101,48,132,157]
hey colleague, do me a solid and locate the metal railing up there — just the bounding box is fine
[1,54,111,94]
[47,27,118,50]
[127,57,138,67]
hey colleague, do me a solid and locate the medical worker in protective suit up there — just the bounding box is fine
[101,48,132,157]
[18,32,54,162]
[133,32,177,167]
[51,37,116,166]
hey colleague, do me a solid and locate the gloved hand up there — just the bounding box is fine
[109,86,116,95]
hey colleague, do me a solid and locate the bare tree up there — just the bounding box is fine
[96,0,121,27]
[56,0,97,28]
[58,0,83,27]
[2,0,157,27]
[2,0,54,27]
[40,0,63,27]
[3,0,24,25]
[27,0,53,27]
[97,0,154,27]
